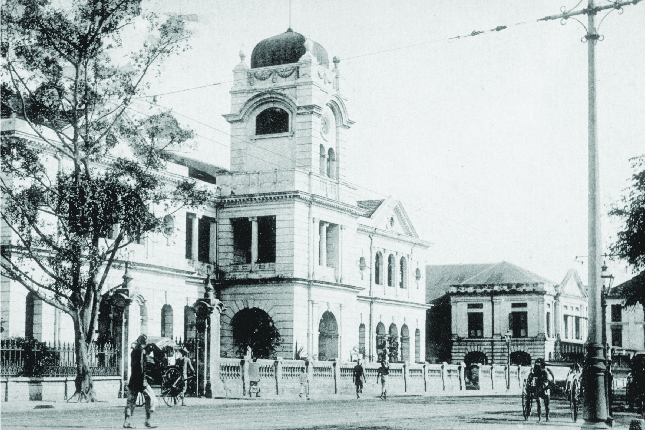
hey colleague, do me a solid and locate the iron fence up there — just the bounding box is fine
[1,338,118,377]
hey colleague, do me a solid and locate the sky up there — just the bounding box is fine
[129,0,644,287]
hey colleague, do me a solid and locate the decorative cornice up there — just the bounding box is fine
[218,276,363,292]
[219,191,365,216]
[247,65,299,86]
[356,224,431,247]
[357,295,432,310]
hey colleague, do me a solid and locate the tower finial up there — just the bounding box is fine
[289,0,292,30]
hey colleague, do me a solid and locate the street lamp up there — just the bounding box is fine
[504,329,512,390]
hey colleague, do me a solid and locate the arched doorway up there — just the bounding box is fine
[318,311,338,361]
[388,323,398,362]
[400,325,410,363]
[464,351,488,366]
[230,307,281,359]
[510,351,532,366]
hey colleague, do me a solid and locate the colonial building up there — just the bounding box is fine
[426,262,587,365]
[2,28,431,364]
[605,275,645,361]
[216,29,430,363]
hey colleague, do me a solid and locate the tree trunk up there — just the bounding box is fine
[69,317,97,402]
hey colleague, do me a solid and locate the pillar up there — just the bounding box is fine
[338,225,343,283]
[249,217,258,264]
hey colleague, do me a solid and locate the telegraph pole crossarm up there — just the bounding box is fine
[538,0,643,427]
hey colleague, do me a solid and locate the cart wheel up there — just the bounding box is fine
[162,367,182,407]
[570,379,579,422]
[522,381,532,420]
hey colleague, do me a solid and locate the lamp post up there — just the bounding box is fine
[504,329,512,390]
[600,263,615,418]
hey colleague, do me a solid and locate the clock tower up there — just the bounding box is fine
[223,28,354,202]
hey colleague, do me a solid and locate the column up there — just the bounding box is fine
[208,302,225,397]
[319,222,328,267]
[249,217,258,264]
[312,218,318,278]
[338,225,343,283]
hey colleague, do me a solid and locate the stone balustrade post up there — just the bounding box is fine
[275,357,282,395]
[490,365,495,391]
[242,357,249,396]
[459,362,466,391]
[441,362,447,391]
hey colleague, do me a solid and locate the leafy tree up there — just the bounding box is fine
[1,0,214,401]
[230,308,281,359]
[609,155,645,308]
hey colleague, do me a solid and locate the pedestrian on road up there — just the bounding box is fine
[176,347,195,406]
[376,360,389,400]
[528,358,550,422]
[299,365,310,400]
[353,358,366,399]
[124,334,157,429]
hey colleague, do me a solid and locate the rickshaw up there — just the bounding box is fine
[626,351,645,418]
[522,366,554,420]
[522,362,583,422]
[134,337,196,407]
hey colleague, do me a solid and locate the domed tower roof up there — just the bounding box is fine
[251,28,329,69]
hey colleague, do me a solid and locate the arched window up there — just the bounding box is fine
[163,215,174,236]
[375,252,383,285]
[139,301,148,336]
[415,328,421,363]
[400,325,410,363]
[376,322,386,359]
[161,304,173,338]
[388,323,398,362]
[326,148,336,179]
[184,306,196,341]
[319,145,326,175]
[399,257,408,289]
[256,107,289,135]
[358,324,366,358]
[387,254,395,287]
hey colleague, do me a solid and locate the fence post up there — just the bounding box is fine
[423,362,428,392]
[441,362,447,391]
[307,359,313,395]
[275,357,282,395]
[333,360,337,394]
[459,362,465,391]
[403,361,408,392]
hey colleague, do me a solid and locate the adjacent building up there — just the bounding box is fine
[605,275,645,363]
[426,262,588,365]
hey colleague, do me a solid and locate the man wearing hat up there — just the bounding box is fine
[124,334,157,428]
[176,347,194,406]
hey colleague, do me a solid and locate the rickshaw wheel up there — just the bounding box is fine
[162,367,182,407]
[522,381,532,420]
[570,379,579,422]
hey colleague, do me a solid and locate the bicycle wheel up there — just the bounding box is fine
[162,367,182,407]
[522,381,532,420]
[570,379,579,422]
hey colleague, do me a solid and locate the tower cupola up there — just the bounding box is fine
[251,28,329,69]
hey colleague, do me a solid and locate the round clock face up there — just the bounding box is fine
[320,115,330,140]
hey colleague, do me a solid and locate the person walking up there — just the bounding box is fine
[175,347,195,406]
[299,366,310,400]
[123,334,157,429]
[376,359,389,400]
[528,358,551,422]
[353,358,366,399]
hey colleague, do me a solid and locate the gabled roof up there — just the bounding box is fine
[357,196,419,238]
[557,268,587,298]
[357,199,384,217]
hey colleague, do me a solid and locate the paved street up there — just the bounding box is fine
[2,395,642,430]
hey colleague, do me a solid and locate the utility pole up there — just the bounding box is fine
[539,0,642,426]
